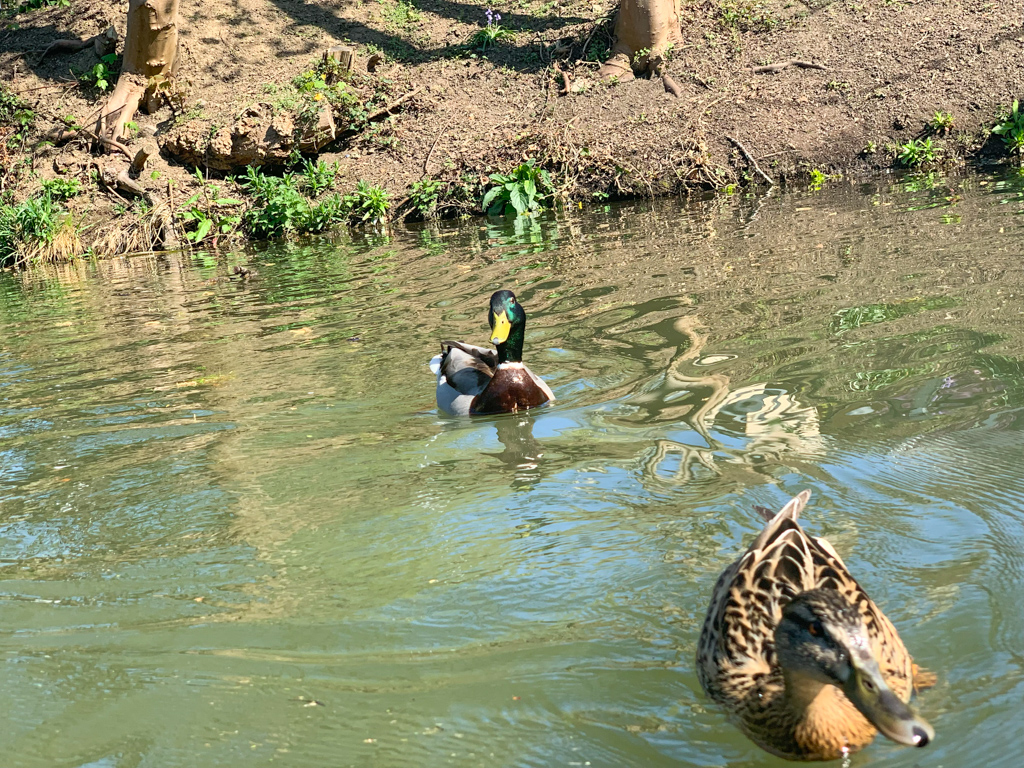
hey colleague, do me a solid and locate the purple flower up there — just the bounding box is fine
[485,8,501,27]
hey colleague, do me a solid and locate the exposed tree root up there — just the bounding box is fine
[553,62,571,96]
[38,25,118,63]
[750,60,826,75]
[662,73,682,98]
[97,73,146,148]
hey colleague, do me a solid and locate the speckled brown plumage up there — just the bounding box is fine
[696,491,924,761]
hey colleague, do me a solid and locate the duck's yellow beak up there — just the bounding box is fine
[490,310,511,345]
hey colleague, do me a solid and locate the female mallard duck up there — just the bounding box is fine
[697,490,935,761]
[430,289,554,416]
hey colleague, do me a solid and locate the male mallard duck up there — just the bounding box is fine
[697,490,935,761]
[430,289,554,416]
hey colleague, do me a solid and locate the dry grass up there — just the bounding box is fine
[89,198,177,257]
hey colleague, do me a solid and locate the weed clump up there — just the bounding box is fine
[992,100,1024,159]
[719,1,776,32]
[0,179,83,268]
[482,160,554,217]
[896,137,938,168]
[929,111,954,135]
[234,163,388,239]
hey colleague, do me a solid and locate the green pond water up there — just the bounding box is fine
[2,170,1024,768]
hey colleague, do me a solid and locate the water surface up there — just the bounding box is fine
[2,170,1024,767]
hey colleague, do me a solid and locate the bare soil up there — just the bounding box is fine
[1,0,1022,250]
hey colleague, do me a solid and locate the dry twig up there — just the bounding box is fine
[725,135,774,187]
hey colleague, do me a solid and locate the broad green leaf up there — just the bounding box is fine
[195,219,213,241]
[481,186,504,212]
[509,184,529,214]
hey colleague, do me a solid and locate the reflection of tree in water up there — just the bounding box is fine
[632,316,824,489]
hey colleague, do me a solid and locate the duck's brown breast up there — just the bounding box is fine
[470,366,550,415]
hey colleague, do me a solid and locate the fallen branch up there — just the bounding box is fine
[725,135,774,187]
[363,85,424,124]
[39,103,134,161]
[750,59,826,75]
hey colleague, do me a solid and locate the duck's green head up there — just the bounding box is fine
[488,289,526,362]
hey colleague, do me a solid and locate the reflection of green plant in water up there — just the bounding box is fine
[482,159,553,216]
[896,171,941,193]
[896,137,937,167]
[992,100,1024,157]
[849,364,936,392]
[830,296,960,335]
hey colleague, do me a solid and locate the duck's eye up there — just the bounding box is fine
[808,621,824,638]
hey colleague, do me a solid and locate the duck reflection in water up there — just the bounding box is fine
[485,414,546,491]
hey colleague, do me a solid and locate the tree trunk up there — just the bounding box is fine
[98,0,179,148]
[600,0,683,83]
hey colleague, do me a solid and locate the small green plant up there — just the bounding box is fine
[719,1,776,32]
[40,177,80,201]
[15,0,69,11]
[79,54,119,92]
[863,140,878,155]
[409,177,442,218]
[473,8,515,52]
[301,158,339,196]
[344,180,390,225]
[896,137,937,167]
[290,60,365,128]
[0,85,34,148]
[481,159,554,217]
[632,47,651,66]
[809,168,827,187]
[179,168,243,243]
[929,111,954,134]
[992,100,1024,157]
[379,0,421,28]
